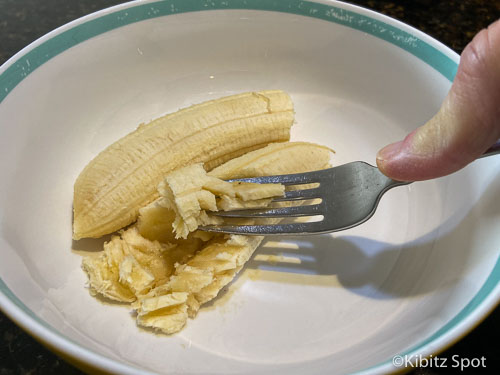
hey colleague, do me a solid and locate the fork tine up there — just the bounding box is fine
[212,204,322,218]
[199,222,325,235]
[272,187,320,202]
[198,163,411,235]
[227,169,322,185]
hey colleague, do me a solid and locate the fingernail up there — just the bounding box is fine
[376,140,404,161]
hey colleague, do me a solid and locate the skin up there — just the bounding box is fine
[376,19,500,181]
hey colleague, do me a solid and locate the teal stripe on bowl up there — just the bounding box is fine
[1,1,495,375]
[0,0,458,104]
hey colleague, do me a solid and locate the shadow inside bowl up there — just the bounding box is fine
[71,234,113,253]
[237,171,500,301]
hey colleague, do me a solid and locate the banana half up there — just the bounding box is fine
[73,90,294,240]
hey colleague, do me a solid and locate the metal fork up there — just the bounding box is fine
[200,142,500,235]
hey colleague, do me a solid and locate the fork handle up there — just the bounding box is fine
[480,140,500,158]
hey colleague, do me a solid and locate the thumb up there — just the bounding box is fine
[376,19,500,181]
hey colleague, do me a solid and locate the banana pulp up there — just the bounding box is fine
[76,91,334,334]
[158,163,285,239]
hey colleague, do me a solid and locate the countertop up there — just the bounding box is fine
[0,0,499,374]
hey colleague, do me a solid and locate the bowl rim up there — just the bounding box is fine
[0,0,498,374]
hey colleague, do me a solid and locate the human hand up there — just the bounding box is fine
[376,19,500,181]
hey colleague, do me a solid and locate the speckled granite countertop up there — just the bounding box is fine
[0,0,499,374]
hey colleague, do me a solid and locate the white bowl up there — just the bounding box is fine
[0,1,498,374]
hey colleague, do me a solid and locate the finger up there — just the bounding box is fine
[376,19,500,181]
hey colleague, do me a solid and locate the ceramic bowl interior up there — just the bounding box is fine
[0,1,499,374]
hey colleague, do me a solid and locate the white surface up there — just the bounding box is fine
[0,2,499,375]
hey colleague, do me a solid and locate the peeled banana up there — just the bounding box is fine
[76,90,336,334]
[73,90,294,240]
